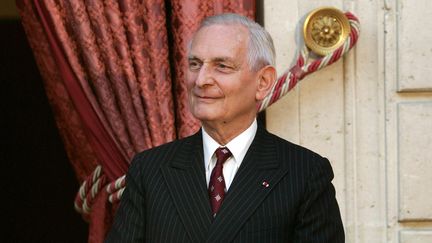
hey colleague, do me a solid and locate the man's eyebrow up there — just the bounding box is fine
[188,55,233,62]
[188,55,235,63]
[212,57,234,63]
[187,55,201,61]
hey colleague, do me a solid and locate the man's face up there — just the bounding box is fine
[186,24,260,127]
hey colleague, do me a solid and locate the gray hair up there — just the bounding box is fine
[190,13,276,71]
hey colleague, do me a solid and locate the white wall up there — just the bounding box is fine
[264,0,432,242]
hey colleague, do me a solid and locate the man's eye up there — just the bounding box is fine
[216,63,233,71]
[188,61,201,71]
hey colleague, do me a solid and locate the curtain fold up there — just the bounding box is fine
[16,0,255,242]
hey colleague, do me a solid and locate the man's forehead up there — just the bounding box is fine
[193,24,247,42]
[189,24,248,59]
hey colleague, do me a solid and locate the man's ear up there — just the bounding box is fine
[255,65,276,101]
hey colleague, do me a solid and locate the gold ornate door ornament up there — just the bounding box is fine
[258,7,359,112]
[303,7,351,56]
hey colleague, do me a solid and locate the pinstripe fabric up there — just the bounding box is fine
[105,126,344,243]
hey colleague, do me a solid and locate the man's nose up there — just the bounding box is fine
[195,64,214,87]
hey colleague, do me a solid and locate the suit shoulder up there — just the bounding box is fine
[265,130,334,180]
[264,130,332,172]
[266,131,323,160]
[129,133,198,172]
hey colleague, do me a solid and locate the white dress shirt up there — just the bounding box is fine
[202,119,257,190]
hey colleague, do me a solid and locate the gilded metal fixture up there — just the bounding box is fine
[303,7,351,56]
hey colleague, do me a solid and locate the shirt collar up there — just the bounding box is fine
[202,119,258,170]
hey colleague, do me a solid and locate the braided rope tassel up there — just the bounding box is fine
[258,12,360,112]
[74,165,107,214]
[106,175,126,203]
[74,165,124,214]
[108,187,126,203]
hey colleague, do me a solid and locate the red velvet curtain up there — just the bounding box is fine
[16,0,255,242]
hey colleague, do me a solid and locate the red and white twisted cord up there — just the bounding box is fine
[258,12,360,112]
[106,175,126,203]
[74,166,125,215]
[74,165,107,214]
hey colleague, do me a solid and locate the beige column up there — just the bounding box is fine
[263,0,431,242]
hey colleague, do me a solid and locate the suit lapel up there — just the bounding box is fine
[206,127,290,242]
[161,131,212,242]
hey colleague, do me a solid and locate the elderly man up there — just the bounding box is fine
[106,13,344,243]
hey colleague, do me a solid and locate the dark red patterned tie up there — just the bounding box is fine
[208,147,232,217]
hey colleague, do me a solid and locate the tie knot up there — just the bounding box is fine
[215,147,232,165]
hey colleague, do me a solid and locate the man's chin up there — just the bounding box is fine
[191,113,217,122]
[191,106,220,119]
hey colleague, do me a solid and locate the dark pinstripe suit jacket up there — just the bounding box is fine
[106,126,344,242]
